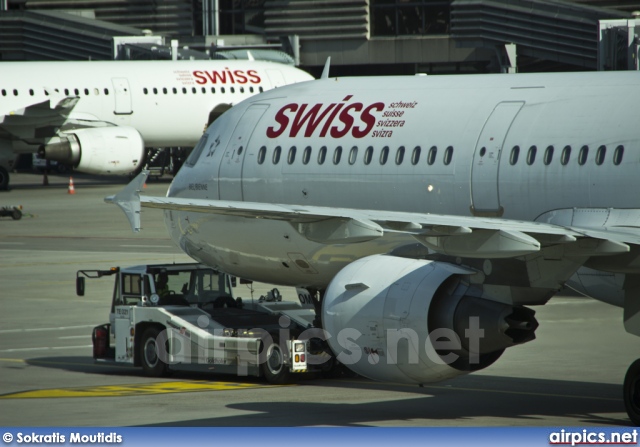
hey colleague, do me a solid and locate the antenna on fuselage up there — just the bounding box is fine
[321,57,331,79]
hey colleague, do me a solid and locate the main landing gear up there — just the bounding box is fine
[624,359,640,426]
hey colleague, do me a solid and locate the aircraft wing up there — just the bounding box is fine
[110,171,638,260]
[0,96,80,141]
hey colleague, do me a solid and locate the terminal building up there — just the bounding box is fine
[0,0,637,74]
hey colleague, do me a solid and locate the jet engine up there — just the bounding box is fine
[39,127,144,175]
[322,254,538,384]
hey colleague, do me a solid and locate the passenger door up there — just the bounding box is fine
[470,101,524,216]
[217,104,269,200]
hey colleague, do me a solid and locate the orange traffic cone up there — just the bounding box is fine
[68,177,75,194]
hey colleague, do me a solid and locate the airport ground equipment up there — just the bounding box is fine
[76,263,330,383]
[0,205,22,220]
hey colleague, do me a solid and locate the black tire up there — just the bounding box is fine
[140,327,169,377]
[11,209,21,220]
[261,337,292,385]
[624,359,640,426]
[0,167,9,191]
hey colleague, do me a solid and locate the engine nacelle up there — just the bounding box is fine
[322,255,538,384]
[39,127,144,175]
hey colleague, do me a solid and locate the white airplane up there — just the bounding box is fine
[0,59,313,190]
[110,70,640,424]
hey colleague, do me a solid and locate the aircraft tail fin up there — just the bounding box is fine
[105,170,148,233]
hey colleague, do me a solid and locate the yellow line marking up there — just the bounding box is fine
[0,381,275,399]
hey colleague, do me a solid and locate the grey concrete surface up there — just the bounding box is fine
[0,171,638,427]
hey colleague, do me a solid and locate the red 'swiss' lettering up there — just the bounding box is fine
[266,103,298,138]
[192,68,262,85]
[266,95,385,139]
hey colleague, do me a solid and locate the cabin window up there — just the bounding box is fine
[221,87,226,94]
[201,87,206,94]
[578,145,588,166]
[64,89,69,95]
[613,145,624,166]
[395,146,405,165]
[143,88,148,95]
[302,146,311,165]
[561,145,571,166]
[543,145,554,166]
[163,88,168,94]
[192,87,197,94]
[527,145,537,165]
[172,87,177,94]
[84,88,89,95]
[333,146,342,165]
[273,146,282,164]
[257,146,266,164]
[240,87,245,93]
[259,87,264,93]
[288,146,297,164]
[250,87,254,93]
[230,87,235,94]
[427,146,437,165]
[29,89,34,96]
[411,146,421,165]
[510,146,520,165]
[443,146,453,165]
[380,146,389,165]
[74,88,79,95]
[318,146,327,165]
[349,146,358,165]
[211,87,216,94]
[104,88,109,95]
[183,87,187,94]
[1,89,5,96]
[596,145,606,165]
[364,146,373,165]
[153,88,158,94]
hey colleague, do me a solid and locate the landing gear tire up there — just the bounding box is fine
[624,359,640,426]
[261,337,291,385]
[140,327,169,377]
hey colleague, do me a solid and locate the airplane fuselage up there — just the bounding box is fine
[0,60,310,148]
[166,72,640,289]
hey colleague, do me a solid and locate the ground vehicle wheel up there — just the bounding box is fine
[11,208,22,220]
[140,327,169,377]
[261,337,291,385]
[624,358,640,426]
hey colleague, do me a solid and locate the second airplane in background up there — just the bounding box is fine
[0,59,313,189]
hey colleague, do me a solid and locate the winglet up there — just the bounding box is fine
[321,57,331,79]
[105,170,149,233]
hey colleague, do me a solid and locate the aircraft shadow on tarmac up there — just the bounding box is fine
[21,356,630,426]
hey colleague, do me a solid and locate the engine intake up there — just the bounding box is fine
[322,254,538,384]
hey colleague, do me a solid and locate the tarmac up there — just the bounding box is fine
[0,170,638,427]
